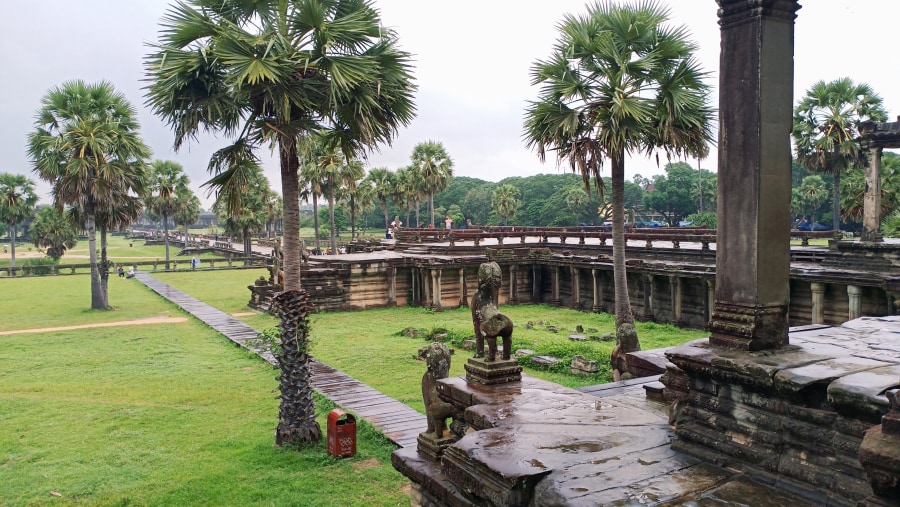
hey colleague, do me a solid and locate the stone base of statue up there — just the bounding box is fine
[417,430,458,460]
[464,357,522,385]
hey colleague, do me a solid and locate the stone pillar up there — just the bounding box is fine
[861,146,884,243]
[411,267,419,306]
[551,266,561,306]
[509,264,518,304]
[591,269,603,313]
[423,268,432,308]
[848,284,862,321]
[708,0,800,350]
[669,275,682,324]
[532,264,542,303]
[387,266,397,306]
[810,282,825,324]
[642,274,653,320]
[459,268,468,307]
[705,279,715,326]
[432,268,442,311]
[571,267,581,309]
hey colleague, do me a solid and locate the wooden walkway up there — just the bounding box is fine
[135,271,424,449]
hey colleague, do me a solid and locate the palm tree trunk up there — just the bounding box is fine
[163,212,171,270]
[328,185,337,253]
[611,151,640,354]
[350,195,356,241]
[833,171,841,232]
[279,138,302,292]
[9,223,17,276]
[312,195,321,254]
[100,226,109,304]
[415,197,420,228]
[184,223,189,249]
[381,201,389,231]
[86,212,106,310]
[274,137,321,446]
[429,192,435,227]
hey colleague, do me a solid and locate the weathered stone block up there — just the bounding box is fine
[570,355,599,376]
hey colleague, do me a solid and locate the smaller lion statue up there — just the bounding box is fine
[471,262,514,361]
[420,342,458,439]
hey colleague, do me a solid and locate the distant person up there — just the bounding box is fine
[126,267,136,279]
[117,265,125,277]
[191,256,199,269]
[445,216,453,229]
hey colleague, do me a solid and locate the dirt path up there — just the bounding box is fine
[0,316,189,336]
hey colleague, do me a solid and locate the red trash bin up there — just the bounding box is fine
[327,409,357,458]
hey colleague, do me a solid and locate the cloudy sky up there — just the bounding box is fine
[2,1,896,208]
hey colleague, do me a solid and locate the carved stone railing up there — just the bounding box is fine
[0,256,267,277]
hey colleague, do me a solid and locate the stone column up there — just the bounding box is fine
[848,284,862,321]
[387,266,397,306]
[810,282,825,324]
[551,266,561,306]
[669,275,682,324]
[861,146,884,243]
[642,274,653,320]
[423,268,432,308]
[532,264,542,303]
[708,0,800,350]
[459,268,468,307]
[509,264,518,304]
[411,267,419,306]
[591,269,603,313]
[432,268,442,311]
[570,267,580,309]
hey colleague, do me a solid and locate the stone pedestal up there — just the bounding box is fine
[858,391,900,506]
[464,357,522,385]
[417,430,458,461]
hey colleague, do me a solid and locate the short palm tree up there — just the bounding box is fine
[146,160,190,269]
[28,80,150,309]
[174,190,202,249]
[792,77,887,232]
[0,173,38,275]
[492,184,521,226]
[799,174,828,224]
[145,0,415,446]
[411,141,453,227]
[524,0,714,379]
[30,205,78,260]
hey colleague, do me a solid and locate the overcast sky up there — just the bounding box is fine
[2,1,896,209]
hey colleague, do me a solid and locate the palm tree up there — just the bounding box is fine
[173,190,201,249]
[213,164,270,259]
[563,185,589,225]
[349,178,375,235]
[30,205,78,260]
[338,158,365,242]
[411,141,453,227]
[492,184,521,226]
[0,173,38,275]
[145,0,415,446]
[146,160,190,269]
[394,166,417,227]
[524,1,714,379]
[792,78,887,232]
[367,167,397,229]
[28,80,150,309]
[841,153,900,223]
[799,175,828,225]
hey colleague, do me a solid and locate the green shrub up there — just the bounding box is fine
[21,257,57,275]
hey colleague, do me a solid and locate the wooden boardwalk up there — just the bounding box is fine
[135,271,425,449]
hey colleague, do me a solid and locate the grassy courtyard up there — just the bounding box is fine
[1,268,704,506]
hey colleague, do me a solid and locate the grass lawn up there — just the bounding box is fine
[155,270,705,411]
[0,310,407,506]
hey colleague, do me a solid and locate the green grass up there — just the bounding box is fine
[0,321,408,506]
[0,275,180,331]
[154,270,704,410]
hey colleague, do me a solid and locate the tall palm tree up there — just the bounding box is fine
[349,178,375,235]
[411,141,453,227]
[366,167,397,229]
[394,166,417,227]
[28,80,150,309]
[338,158,365,242]
[792,78,887,232]
[145,0,415,446]
[146,160,190,269]
[0,173,38,276]
[492,184,521,226]
[524,0,714,379]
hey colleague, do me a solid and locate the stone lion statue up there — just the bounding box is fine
[471,262,514,361]
[421,342,457,439]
